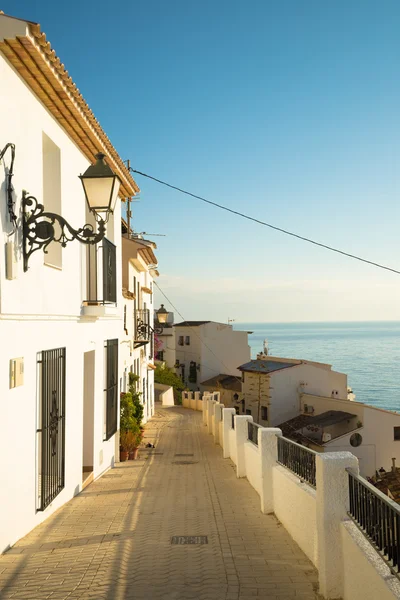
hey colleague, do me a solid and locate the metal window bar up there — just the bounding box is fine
[105,339,118,440]
[135,309,151,342]
[102,238,117,303]
[277,436,317,488]
[248,421,261,446]
[348,470,400,576]
[231,413,235,429]
[37,347,66,511]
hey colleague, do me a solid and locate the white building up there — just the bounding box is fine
[121,228,158,423]
[239,355,347,426]
[284,393,400,479]
[0,13,139,553]
[173,321,251,390]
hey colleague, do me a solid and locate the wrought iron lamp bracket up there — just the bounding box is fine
[0,142,17,232]
[136,315,163,339]
[22,191,106,272]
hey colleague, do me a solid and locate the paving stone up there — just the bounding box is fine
[0,406,319,599]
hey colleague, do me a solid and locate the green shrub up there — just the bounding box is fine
[154,364,185,404]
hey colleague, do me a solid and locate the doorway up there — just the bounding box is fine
[82,350,95,488]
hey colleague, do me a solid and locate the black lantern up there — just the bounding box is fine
[156,304,169,324]
[22,152,121,271]
[79,152,121,215]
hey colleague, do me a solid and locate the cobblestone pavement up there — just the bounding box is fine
[0,407,319,600]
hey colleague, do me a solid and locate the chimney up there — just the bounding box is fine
[392,457,397,473]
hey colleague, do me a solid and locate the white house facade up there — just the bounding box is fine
[173,321,251,389]
[0,14,139,553]
[121,231,158,424]
[239,355,348,427]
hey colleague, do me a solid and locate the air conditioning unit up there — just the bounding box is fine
[322,433,332,443]
[304,405,314,414]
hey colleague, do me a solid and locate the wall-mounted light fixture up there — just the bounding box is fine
[23,152,121,271]
[0,142,17,231]
[156,304,168,325]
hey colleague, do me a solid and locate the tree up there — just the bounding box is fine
[154,364,185,404]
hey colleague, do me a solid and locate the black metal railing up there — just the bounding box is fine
[37,347,66,511]
[348,470,400,575]
[105,339,118,440]
[231,413,235,429]
[277,436,316,488]
[248,421,261,446]
[135,309,151,343]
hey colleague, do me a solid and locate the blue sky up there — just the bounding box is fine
[4,1,400,322]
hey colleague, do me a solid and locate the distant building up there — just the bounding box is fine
[201,373,242,411]
[156,319,251,390]
[278,392,400,479]
[238,355,347,426]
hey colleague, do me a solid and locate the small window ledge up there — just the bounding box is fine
[81,302,117,318]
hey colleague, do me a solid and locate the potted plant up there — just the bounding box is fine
[119,430,131,462]
[127,424,143,460]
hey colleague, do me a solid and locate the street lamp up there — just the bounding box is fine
[23,152,121,271]
[79,152,120,215]
[156,304,169,325]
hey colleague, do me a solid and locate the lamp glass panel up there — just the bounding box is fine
[109,177,121,212]
[157,311,168,324]
[83,176,114,211]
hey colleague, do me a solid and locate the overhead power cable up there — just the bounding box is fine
[131,168,400,276]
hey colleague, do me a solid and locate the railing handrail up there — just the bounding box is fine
[247,421,261,446]
[347,468,400,514]
[277,434,317,455]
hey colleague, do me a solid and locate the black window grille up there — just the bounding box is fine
[261,406,268,421]
[103,238,117,303]
[105,339,118,440]
[85,238,116,304]
[37,348,66,511]
[277,436,316,488]
[348,470,400,576]
[248,421,261,446]
[178,336,184,346]
[135,309,151,343]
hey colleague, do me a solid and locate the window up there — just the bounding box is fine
[124,305,127,333]
[185,336,190,345]
[394,427,400,441]
[350,433,362,447]
[241,372,245,383]
[42,134,62,269]
[189,361,197,383]
[178,336,184,346]
[102,238,117,303]
[86,238,116,304]
[246,409,251,415]
[157,350,164,361]
[105,339,118,440]
[261,406,268,421]
[37,347,66,511]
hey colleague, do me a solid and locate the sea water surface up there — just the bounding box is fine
[235,322,400,413]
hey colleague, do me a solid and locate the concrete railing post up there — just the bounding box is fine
[235,415,253,478]
[214,403,224,445]
[202,394,210,424]
[258,428,282,514]
[207,400,215,432]
[222,408,235,458]
[316,451,359,600]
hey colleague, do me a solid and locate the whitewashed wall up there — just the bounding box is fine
[0,49,124,553]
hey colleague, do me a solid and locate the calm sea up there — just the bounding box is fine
[235,322,400,413]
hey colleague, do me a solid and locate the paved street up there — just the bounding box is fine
[0,407,319,600]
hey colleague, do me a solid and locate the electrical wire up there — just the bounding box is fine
[131,168,400,276]
[154,280,243,384]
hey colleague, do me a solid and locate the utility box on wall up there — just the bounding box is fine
[10,357,24,388]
